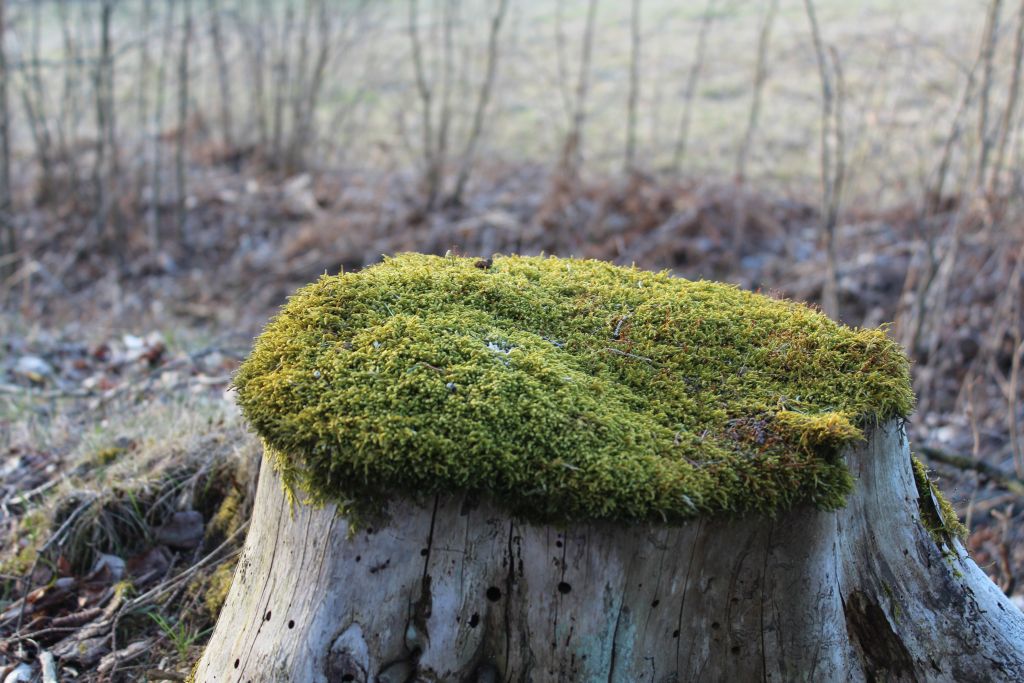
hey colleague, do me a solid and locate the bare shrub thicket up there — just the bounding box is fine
[0,0,1023,444]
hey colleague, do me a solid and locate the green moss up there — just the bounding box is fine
[201,561,235,619]
[92,446,126,466]
[235,253,914,523]
[0,543,40,578]
[207,487,244,540]
[911,456,968,543]
[0,510,48,580]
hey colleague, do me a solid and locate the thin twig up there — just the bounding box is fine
[991,0,1024,195]
[175,0,192,240]
[976,0,1003,189]
[624,0,642,171]
[736,0,778,182]
[804,0,843,319]
[918,445,1024,497]
[449,0,510,206]
[562,0,599,180]
[673,0,716,173]
[0,0,13,280]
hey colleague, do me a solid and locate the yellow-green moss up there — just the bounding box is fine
[0,510,48,578]
[92,446,126,466]
[201,561,235,619]
[207,487,244,540]
[234,253,915,523]
[0,543,40,578]
[911,456,968,542]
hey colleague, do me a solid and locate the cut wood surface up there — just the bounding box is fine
[194,421,1024,682]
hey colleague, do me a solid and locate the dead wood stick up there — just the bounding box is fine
[917,445,1024,496]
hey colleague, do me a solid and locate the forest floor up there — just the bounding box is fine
[2,159,1024,680]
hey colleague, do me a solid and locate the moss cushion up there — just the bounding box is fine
[234,253,914,523]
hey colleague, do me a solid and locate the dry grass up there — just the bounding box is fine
[0,339,257,679]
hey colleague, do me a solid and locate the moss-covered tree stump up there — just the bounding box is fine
[195,254,1024,682]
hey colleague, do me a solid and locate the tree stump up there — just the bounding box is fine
[196,421,1024,682]
[194,254,1024,681]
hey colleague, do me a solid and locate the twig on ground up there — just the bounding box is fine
[39,650,57,683]
[918,445,1024,497]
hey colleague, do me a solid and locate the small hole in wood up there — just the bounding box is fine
[712,621,720,630]
[469,612,480,627]
[555,540,563,548]
[486,586,502,601]
[672,629,680,638]
[342,676,355,682]
[264,610,272,621]
[234,659,240,669]
[420,548,429,556]
[557,581,572,594]
[731,645,741,654]
[288,619,295,629]
[651,599,660,608]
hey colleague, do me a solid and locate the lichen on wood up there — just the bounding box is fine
[234,253,915,523]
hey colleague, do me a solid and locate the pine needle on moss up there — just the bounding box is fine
[235,253,916,523]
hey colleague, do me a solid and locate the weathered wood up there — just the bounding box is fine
[195,421,1024,682]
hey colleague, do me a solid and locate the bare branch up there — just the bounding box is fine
[736,0,778,183]
[561,0,599,179]
[991,0,1024,195]
[673,0,716,174]
[624,0,642,171]
[206,0,234,150]
[976,0,1003,189]
[553,0,573,122]
[149,0,177,250]
[804,0,844,319]
[928,50,982,212]
[450,0,511,205]
[17,1,56,203]
[408,0,434,183]
[0,0,12,280]
[93,0,119,249]
[176,0,192,239]
[271,2,295,167]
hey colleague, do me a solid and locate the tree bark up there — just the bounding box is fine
[194,421,1024,682]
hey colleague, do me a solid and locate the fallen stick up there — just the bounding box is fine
[38,651,57,683]
[917,445,1024,496]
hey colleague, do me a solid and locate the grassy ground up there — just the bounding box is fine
[0,320,256,677]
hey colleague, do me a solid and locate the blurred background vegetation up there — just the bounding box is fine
[3,0,1024,679]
